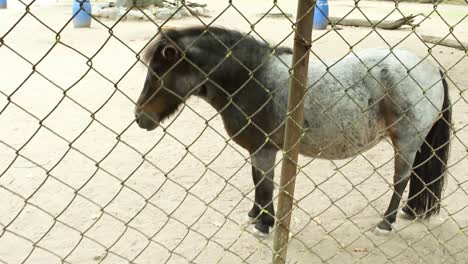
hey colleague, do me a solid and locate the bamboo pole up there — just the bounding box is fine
[272,1,316,263]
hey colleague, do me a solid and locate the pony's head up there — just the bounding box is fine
[134,26,283,131]
[135,35,189,131]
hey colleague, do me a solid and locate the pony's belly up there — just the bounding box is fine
[299,137,382,159]
[298,122,385,160]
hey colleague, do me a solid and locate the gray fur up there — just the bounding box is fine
[249,48,447,234]
[265,48,444,159]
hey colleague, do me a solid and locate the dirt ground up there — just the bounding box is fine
[0,0,467,263]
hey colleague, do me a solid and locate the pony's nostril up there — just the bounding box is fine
[134,107,142,125]
[135,113,141,125]
[134,105,141,116]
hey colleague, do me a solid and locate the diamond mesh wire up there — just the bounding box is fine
[0,0,467,263]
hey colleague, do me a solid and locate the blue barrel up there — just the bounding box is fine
[72,0,92,28]
[0,0,7,9]
[313,0,329,30]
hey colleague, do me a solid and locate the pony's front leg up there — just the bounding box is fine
[248,148,277,235]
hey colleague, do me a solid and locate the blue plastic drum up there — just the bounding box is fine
[72,0,92,28]
[313,0,329,30]
[0,0,7,9]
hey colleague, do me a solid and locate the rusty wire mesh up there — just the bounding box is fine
[0,0,467,263]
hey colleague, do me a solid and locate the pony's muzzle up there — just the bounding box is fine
[135,106,159,131]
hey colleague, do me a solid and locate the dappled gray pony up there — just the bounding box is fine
[135,26,451,235]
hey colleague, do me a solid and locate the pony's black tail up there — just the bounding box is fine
[405,70,452,219]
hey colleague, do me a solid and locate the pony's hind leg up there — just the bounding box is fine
[375,135,420,234]
[248,148,276,235]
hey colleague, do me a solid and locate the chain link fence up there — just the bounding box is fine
[1,0,467,263]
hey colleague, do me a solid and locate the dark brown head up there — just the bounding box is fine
[135,26,283,131]
[135,37,187,131]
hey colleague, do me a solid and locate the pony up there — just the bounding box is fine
[134,26,451,235]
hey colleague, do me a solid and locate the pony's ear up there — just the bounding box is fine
[161,44,179,61]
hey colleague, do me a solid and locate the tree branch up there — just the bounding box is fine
[328,14,423,30]
[421,35,468,50]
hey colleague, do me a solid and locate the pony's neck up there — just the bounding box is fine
[189,53,273,113]
[196,81,230,112]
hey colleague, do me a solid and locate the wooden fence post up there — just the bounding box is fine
[272,1,316,263]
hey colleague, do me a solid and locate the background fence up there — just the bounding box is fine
[0,0,467,263]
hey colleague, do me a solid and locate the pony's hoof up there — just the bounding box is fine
[243,215,258,226]
[374,220,393,236]
[241,216,258,228]
[252,227,270,238]
[399,207,416,220]
[254,221,270,236]
[399,208,416,220]
[374,226,392,236]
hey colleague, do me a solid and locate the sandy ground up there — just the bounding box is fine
[0,0,467,263]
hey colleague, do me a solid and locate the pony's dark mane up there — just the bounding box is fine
[143,26,291,77]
